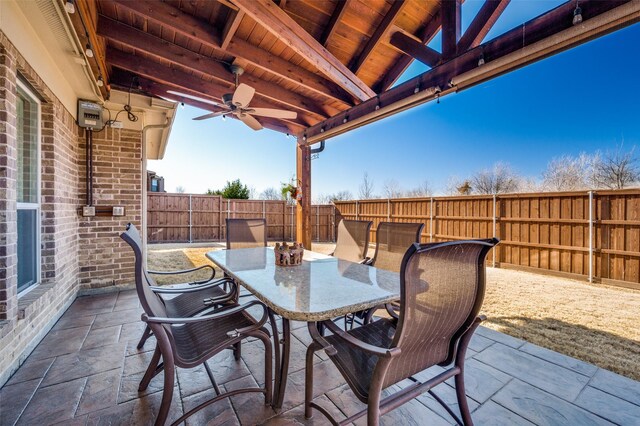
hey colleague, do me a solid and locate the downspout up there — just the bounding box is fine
[310,140,325,155]
[141,119,170,266]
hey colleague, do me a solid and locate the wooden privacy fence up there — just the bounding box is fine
[335,189,640,289]
[147,193,335,244]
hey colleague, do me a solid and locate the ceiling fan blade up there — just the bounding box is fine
[193,111,226,121]
[238,113,263,131]
[232,83,255,108]
[245,107,297,120]
[166,90,225,107]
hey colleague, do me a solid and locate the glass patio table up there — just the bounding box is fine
[206,247,401,408]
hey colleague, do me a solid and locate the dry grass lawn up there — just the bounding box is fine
[148,243,640,381]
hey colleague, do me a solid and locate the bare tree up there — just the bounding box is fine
[175,185,186,193]
[248,186,258,199]
[260,187,283,200]
[358,172,375,199]
[382,179,403,198]
[444,176,469,195]
[542,153,596,191]
[591,146,640,189]
[405,180,433,197]
[471,162,522,195]
[315,190,354,204]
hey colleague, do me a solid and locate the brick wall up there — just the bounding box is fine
[78,127,142,289]
[0,31,144,386]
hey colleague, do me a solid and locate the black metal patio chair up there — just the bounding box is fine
[332,219,373,263]
[121,223,274,426]
[121,224,237,350]
[306,238,499,426]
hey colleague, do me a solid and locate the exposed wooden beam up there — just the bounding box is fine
[321,0,352,46]
[458,0,510,52]
[376,10,443,92]
[110,70,305,135]
[98,16,331,120]
[221,9,245,50]
[106,47,316,128]
[442,0,462,59]
[305,0,639,143]
[390,31,441,68]
[231,0,376,102]
[350,0,408,74]
[110,0,354,107]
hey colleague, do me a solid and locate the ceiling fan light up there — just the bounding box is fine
[64,0,75,14]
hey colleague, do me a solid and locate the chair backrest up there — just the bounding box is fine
[370,222,424,272]
[120,223,168,320]
[380,238,498,388]
[332,219,372,263]
[226,218,267,249]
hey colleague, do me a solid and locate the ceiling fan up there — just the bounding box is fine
[167,65,297,131]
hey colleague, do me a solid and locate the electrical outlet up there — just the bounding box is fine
[110,121,124,129]
[82,206,95,217]
[112,206,125,216]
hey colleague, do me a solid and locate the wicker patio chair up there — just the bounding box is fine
[226,218,267,249]
[332,219,373,263]
[345,221,424,329]
[122,224,274,426]
[121,224,237,350]
[306,238,499,426]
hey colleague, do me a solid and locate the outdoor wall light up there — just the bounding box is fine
[64,0,75,14]
[85,43,94,58]
[478,54,485,66]
[573,5,583,25]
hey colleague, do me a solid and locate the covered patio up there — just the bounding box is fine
[1,0,640,425]
[3,281,639,425]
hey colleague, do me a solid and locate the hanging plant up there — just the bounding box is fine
[281,182,298,200]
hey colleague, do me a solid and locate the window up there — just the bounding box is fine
[151,178,159,192]
[17,80,40,294]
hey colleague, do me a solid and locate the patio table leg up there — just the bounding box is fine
[273,316,290,409]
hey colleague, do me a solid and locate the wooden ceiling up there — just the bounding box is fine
[73,0,448,134]
[72,0,639,138]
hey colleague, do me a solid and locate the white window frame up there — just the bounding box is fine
[16,78,41,297]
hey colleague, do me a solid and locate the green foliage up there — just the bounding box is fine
[206,179,250,199]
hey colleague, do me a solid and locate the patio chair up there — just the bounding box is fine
[305,238,499,426]
[121,224,274,426]
[344,221,424,329]
[120,224,237,350]
[226,218,267,249]
[332,219,373,263]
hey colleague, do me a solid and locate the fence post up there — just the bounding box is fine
[356,200,359,220]
[333,204,336,242]
[588,190,594,283]
[429,197,434,242]
[290,204,294,242]
[219,196,223,241]
[188,194,193,243]
[492,194,497,267]
[387,199,390,221]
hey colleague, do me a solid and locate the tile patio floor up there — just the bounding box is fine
[1,290,639,425]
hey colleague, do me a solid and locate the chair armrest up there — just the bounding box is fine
[307,322,337,356]
[148,264,216,284]
[360,257,372,265]
[321,320,400,358]
[384,303,399,320]
[149,278,233,294]
[142,300,269,331]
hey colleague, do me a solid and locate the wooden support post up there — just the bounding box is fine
[442,0,462,60]
[296,142,312,248]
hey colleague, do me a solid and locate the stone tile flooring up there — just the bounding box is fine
[1,291,639,425]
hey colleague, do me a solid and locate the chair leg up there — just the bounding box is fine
[366,390,382,426]
[259,332,273,406]
[454,364,473,426]
[233,341,242,360]
[155,355,175,426]
[139,346,162,391]
[304,343,318,419]
[137,325,153,349]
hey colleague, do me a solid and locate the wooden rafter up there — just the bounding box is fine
[106,47,315,128]
[221,9,245,50]
[97,16,331,120]
[390,31,441,68]
[350,0,408,74]
[304,0,639,143]
[321,0,352,46]
[442,0,462,59]
[376,10,443,92]
[458,0,511,52]
[231,0,376,102]
[110,0,354,107]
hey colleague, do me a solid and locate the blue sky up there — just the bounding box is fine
[149,1,640,199]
